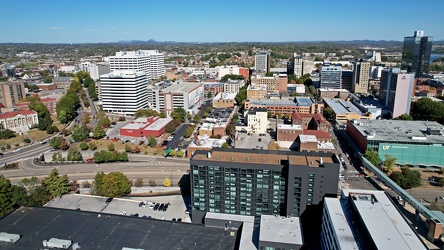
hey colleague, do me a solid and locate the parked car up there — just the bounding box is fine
[153,203,160,211]
[39,140,47,145]
[159,204,165,211]
[162,204,169,212]
[172,218,177,221]
[12,149,21,154]
[0,152,3,157]
[105,197,113,204]
[177,218,182,222]
[138,202,144,207]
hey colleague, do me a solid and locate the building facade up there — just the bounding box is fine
[0,81,26,108]
[245,98,324,117]
[378,68,415,118]
[190,148,340,223]
[223,80,245,94]
[0,110,38,133]
[255,52,270,73]
[402,30,433,77]
[245,108,267,134]
[320,64,342,89]
[53,77,73,89]
[159,82,204,117]
[352,61,370,94]
[100,71,149,115]
[119,116,172,138]
[109,50,165,80]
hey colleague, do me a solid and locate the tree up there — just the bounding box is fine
[192,114,201,124]
[222,142,229,148]
[79,142,89,150]
[148,136,158,147]
[232,113,239,123]
[50,137,65,150]
[66,149,83,161]
[148,179,157,187]
[411,98,444,124]
[364,150,381,167]
[390,167,421,189]
[125,144,132,153]
[171,107,187,122]
[72,124,90,142]
[89,142,97,150]
[163,177,171,187]
[46,125,59,134]
[41,169,70,198]
[383,154,397,172]
[176,150,184,158]
[0,129,16,140]
[23,138,31,144]
[220,74,245,82]
[226,123,236,138]
[97,172,131,198]
[93,125,106,139]
[134,178,144,187]
[134,109,160,118]
[235,85,247,105]
[0,175,15,218]
[107,143,115,151]
[323,107,335,121]
[184,126,195,138]
[393,113,413,120]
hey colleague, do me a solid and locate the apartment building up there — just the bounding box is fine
[352,61,370,94]
[0,81,25,108]
[159,82,204,117]
[109,50,165,80]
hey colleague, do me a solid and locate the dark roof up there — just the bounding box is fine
[0,207,237,250]
[248,107,268,114]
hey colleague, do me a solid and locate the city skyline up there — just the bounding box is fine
[1,0,443,43]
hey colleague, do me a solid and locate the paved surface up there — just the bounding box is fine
[167,123,191,149]
[234,132,272,150]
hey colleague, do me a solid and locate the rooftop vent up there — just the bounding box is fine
[0,232,21,243]
[207,152,212,159]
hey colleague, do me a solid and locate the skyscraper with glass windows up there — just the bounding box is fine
[401,30,433,77]
[189,148,339,224]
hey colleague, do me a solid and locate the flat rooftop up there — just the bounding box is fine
[324,98,365,115]
[349,119,444,143]
[145,117,172,131]
[259,215,303,246]
[295,97,314,106]
[299,134,318,143]
[342,189,427,250]
[191,148,335,167]
[247,98,298,106]
[161,82,201,93]
[277,124,303,130]
[214,92,236,100]
[0,207,237,250]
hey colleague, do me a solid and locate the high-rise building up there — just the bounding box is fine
[190,148,340,223]
[99,71,149,115]
[401,30,433,77]
[302,60,314,76]
[378,68,415,118]
[352,61,370,94]
[255,52,270,73]
[294,54,303,77]
[109,50,165,80]
[0,81,25,108]
[287,60,295,75]
[320,64,342,89]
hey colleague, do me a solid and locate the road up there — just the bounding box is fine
[1,156,190,185]
[166,123,191,149]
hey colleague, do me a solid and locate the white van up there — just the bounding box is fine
[12,149,21,154]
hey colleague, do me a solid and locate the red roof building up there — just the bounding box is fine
[291,113,329,132]
[0,110,38,133]
[120,116,173,138]
[15,97,57,114]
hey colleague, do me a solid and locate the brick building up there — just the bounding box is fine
[291,113,329,132]
[15,97,57,114]
[119,116,172,138]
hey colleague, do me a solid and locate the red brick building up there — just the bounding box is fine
[120,116,173,138]
[15,97,57,114]
[291,113,329,132]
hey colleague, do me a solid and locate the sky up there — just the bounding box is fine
[1,0,443,43]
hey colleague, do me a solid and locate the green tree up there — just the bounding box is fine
[184,126,195,138]
[0,175,15,218]
[411,98,444,124]
[163,177,171,187]
[222,142,229,148]
[93,125,106,139]
[192,114,201,124]
[50,137,65,150]
[41,169,70,198]
[79,142,89,150]
[23,138,31,144]
[323,107,335,121]
[383,154,397,172]
[134,109,160,118]
[89,142,97,150]
[171,107,187,122]
[390,167,421,189]
[364,150,381,167]
[393,113,413,120]
[108,143,115,151]
[235,85,247,105]
[66,149,83,161]
[134,178,144,187]
[0,129,16,140]
[46,125,59,134]
[148,136,158,147]
[176,150,184,158]
[220,74,245,82]
[72,124,89,142]
[98,172,132,198]
[232,113,239,123]
[225,123,236,138]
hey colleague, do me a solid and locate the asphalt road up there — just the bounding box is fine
[167,123,191,149]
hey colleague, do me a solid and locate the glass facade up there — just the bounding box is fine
[378,143,444,166]
[402,32,433,77]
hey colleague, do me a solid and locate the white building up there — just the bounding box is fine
[158,82,204,117]
[80,61,110,81]
[109,50,165,80]
[245,108,268,134]
[216,65,248,80]
[0,110,38,133]
[99,71,148,115]
[255,51,270,73]
[321,189,426,250]
[224,80,245,95]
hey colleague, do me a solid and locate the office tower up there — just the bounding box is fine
[287,60,295,75]
[320,64,342,89]
[302,61,314,76]
[378,68,415,118]
[294,54,303,77]
[190,148,340,223]
[352,61,370,94]
[341,70,353,92]
[401,30,433,77]
[109,50,165,80]
[255,52,270,73]
[99,71,149,115]
[0,81,25,108]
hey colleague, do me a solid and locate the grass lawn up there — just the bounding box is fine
[71,139,165,156]
[0,134,27,149]
[28,129,52,142]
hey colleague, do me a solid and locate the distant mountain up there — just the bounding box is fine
[117,39,177,44]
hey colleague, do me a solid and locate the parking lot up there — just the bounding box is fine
[235,131,272,150]
[46,194,192,223]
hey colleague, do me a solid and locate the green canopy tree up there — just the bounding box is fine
[383,154,397,172]
[134,109,160,118]
[390,167,421,189]
[72,124,89,142]
[41,169,70,198]
[0,175,15,217]
[364,150,381,167]
[171,107,187,122]
[96,172,131,198]
[93,125,106,139]
[66,149,83,161]
[148,136,158,147]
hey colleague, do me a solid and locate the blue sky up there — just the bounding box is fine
[1,0,442,43]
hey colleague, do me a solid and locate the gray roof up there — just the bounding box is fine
[0,207,237,250]
[349,119,444,144]
[324,98,365,115]
[161,82,202,93]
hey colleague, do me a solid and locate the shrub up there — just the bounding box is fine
[107,143,115,151]
[89,142,97,150]
[81,181,91,188]
[134,178,144,187]
[23,138,31,144]
[79,142,89,150]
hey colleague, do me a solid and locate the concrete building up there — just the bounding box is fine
[303,61,315,76]
[318,88,349,100]
[287,84,305,95]
[216,65,249,80]
[346,119,444,167]
[100,71,148,115]
[0,81,25,108]
[203,82,224,99]
[251,75,278,92]
[187,134,226,159]
[159,82,204,117]
[80,61,110,81]
[321,189,427,250]
[378,68,415,118]
[53,77,73,89]
[119,116,172,138]
[352,61,370,94]
[212,92,236,108]
[296,134,336,153]
[0,110,38,133]
[370,65,384,78]
[223,79,245,95]
[402,30,433,77]
[190,148,340,223]
[341,70,353,92]
[259,215,303,250]
[109,50,165,80]
[245,97,323,117]
[255,51,270,73]
[323,98,372,125]
[247,85,267,99]
[321,64,342,89]
[294,54,303,77]
[245,108,267,134]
